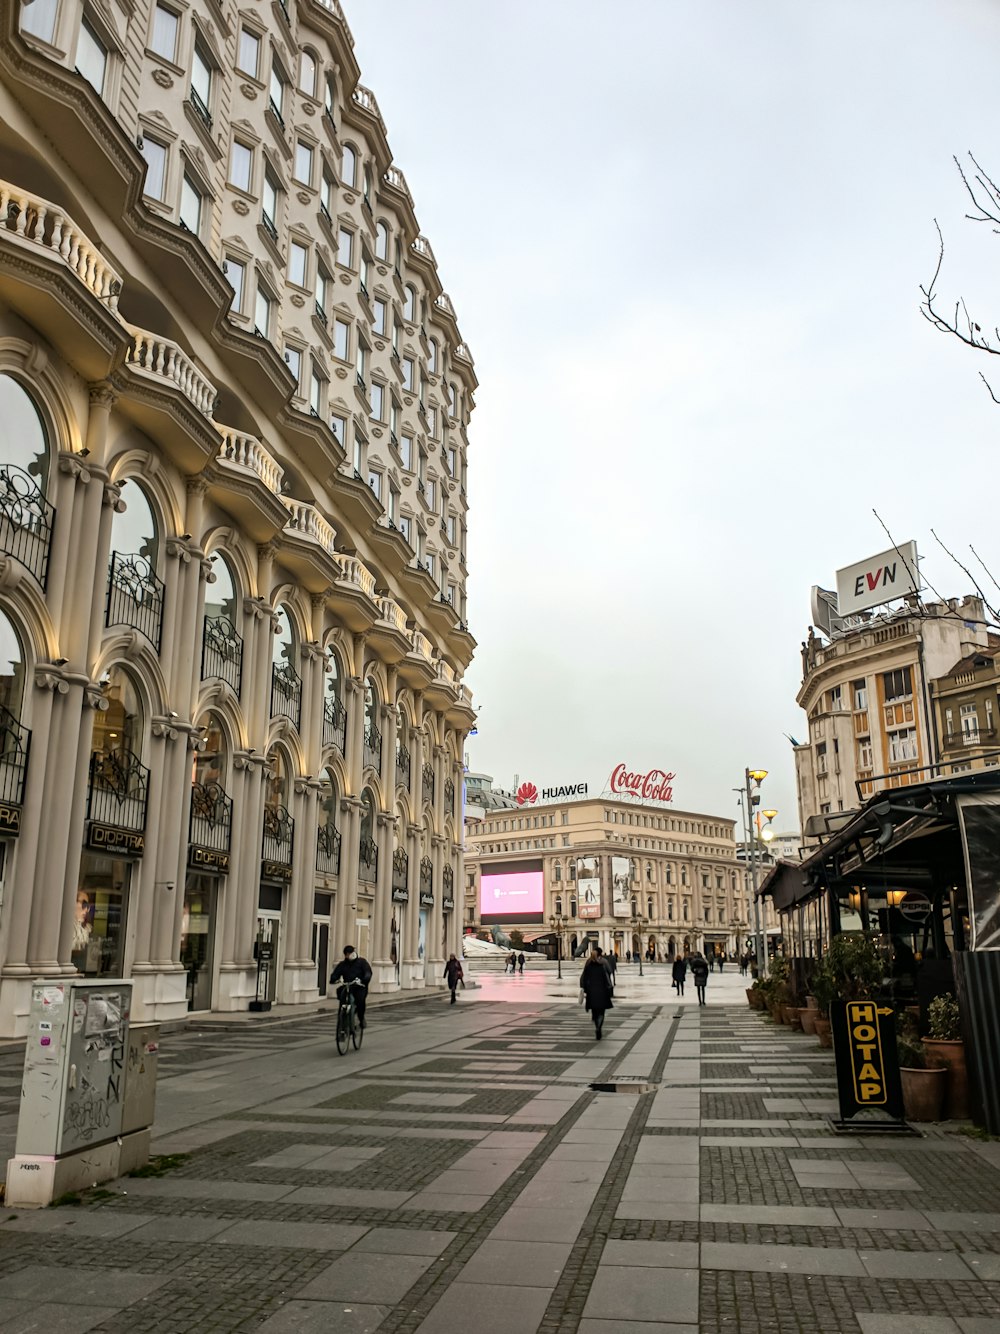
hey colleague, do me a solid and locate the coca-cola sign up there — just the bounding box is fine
[609,764,676,803]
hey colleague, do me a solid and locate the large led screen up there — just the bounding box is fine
[481,859,545,925]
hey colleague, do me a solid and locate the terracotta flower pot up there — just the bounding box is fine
[814,1016,832,1048]
[746,988,757,1007]
[900,1065,947,1122]
[805,995,819,1011]
[784,1006,803,1031]
[923,1039,969,1120]
[800,1007,817,1036]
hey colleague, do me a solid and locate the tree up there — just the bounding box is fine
[920,152,1000,404]
[507,929,524,950]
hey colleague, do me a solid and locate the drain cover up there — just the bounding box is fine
[589,1080,657,1094]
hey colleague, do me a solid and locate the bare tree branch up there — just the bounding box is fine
[931,528,1000,621]
[978,371,1000,404]
[971,545,1000,600]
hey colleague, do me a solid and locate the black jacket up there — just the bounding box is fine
[330,956,372,987]
[580,959,613,1013]
[672,957,688,983]
[444,958,463,985]
[690,958,709,986]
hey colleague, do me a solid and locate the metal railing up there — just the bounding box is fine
[262,802,294,867]
[316,820,341,875]
[420,855,433,898]
[189,780,232,853]
[392,846,408,895]
[396,742,410,787]
[201,614,243,694]
[0,705,30,811]
[359,834,378,882]
[363,719,381,770]
[0,464,55,587]
[422,762,435,806]
[87,748,149,831]
[106,551,165,649]
[271,661,302,728]
[323,694,347,754]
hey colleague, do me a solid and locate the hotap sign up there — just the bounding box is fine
[830,1000,906,1130]
[609,765,676,803]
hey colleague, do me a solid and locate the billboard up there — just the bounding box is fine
[611,856,631,918]
[480,859,544,925]
[577,855,601,919]
[836,542,919,616]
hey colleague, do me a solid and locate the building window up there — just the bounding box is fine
[191,42,212,125]
[294,140,313,186]
[961,703,980,744]
[286,240,307,289]
[428,337,438,374]
[853,679,867,711]
[816,741,827,774]
[368,470,382,500]
[19,0,59,41]
[298,49,316,96]
[269,61,286,122]
[315,267,330,321]
[856,737,873,769]
[76,17,108,96]
[261,171,279,239]
[403,285,416,322]
[370,382,384,422]
[284,344,301,388]
[828,684,843,711]
[334,318,350,361]
[254,284,272,338]
[341,144,357,188]
[888,727,918,764]
[179,173,202,235]
[237,27,260,77]
[399,514,412,545]
[330,412,346,445]
[375,221,390,260]
[229,140,252,193]
[337,227,353,268]
[150,3,178,60]
[402,357,414,391]
[140,136,168,200]
[320,172,333,218]
[225,256,246,312]
[309,367,324,415]
[883,667,913,702]
[373,298,387,337]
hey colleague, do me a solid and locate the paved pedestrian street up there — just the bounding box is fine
[1,978,999,1333]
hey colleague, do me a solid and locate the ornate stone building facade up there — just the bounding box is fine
[0,0,474,1033]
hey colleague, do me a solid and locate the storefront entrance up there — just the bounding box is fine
[312,893,332,996]
[181,876,216,1011]
[255,883,283,1005]
[356,900,371,960]
[75,854,130,977]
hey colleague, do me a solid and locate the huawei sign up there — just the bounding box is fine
[610,764,676,803]
[516,782,538,806]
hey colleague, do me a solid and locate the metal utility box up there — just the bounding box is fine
[15,978,132,1158]
[121,1022,160,1136]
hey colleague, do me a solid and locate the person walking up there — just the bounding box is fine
[717,953,725,974]
[580,949,613,1040]
[508,951,517,975]
[672,954,687,997]
[517,951,525,974]
[708,953,715,973]
[598,947,617,995]
[444,953,464,1003]
[691,952,709,1006]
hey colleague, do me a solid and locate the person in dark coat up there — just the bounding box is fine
[517,952,525,974]
[598,947,617,993]
[444,953,463,1003]
[580,950,613,1040]
[690,953,709,1006]
[508,951,517,974]
[672,955,687,997]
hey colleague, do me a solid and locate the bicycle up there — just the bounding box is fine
[335,978,365,1055]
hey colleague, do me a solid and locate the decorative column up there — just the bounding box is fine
[333,795,362,952]
[402,820,422,988]
[371,807,395,990]
[283,775,321,1003]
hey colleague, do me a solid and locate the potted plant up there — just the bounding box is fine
[923,993,968,1120]
[809,960,836,1048]
[767,956,791,1023]
[898,1024,946,1122]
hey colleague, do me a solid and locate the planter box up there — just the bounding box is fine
[900,1065,946,1122]
[923,1039,969,1120]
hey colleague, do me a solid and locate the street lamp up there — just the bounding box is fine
[630,902,644,977]
[549,910,564,980]
[739,769,777,979]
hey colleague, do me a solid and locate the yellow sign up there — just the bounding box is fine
[846,1001,893,1104]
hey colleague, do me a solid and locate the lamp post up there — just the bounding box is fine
[630,903,644,976]
[740,768,777,979]
[549,910,564,980]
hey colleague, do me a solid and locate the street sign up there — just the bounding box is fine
[898,892,931,923]
[830,1000,911,1133]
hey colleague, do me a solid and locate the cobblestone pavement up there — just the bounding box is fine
[1,983,1000,1333]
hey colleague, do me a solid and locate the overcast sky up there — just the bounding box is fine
[348,0,1000,830]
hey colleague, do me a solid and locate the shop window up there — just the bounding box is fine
[86,666,149,848]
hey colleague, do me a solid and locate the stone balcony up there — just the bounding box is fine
[278,498,340,592]
[328,554,379,632]
[208,427,287,541]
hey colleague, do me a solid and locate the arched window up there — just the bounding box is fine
[108,480,162,646]
[375,220,390,260]
[271,605,301,726]
[0,375,54,586]
[667,899,674,919]
[298,48,316,96]
[341,143,357,188]
[193,710,229,788]
[403,284,416,322]
[0,373,50,490]
[190,710,233,860]
[363,166,373,208]
[317,765,341,874]
[629,858,637,880]
[428,337,438,374]
[395,710,411,787]
[647,896,654,919]
[359,785,377,881]
[363,678,381,768]
[202,553,242,693]
[554,897,562,916]
[646,861,653,881]
[0,607,25,719]
[95,666,143,761]
[262,747,294,872]
[568,862,576,881]
[554,861,562,882]
[323,649,346,753]
[569,896,577,917]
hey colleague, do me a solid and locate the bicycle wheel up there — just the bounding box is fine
[335,1004,350,1055]
[352,1007,364,1049]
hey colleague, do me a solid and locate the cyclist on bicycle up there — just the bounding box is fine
[330,945,372,1028]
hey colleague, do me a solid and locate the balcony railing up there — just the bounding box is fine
[0,464,55,587]
[282,498,338,558]
[0,705,30,819]
[316,820,342,875]
[124,325,216,416]
[444,777,455,808]
[944,727,995,750]
[188,86,212,130]
[392,846,408,897]
[363,719,381,770]
[323,694,346,754]
[202,614,243,694]
[377,596,407,633]
[0,179,124,312]
[396,743,411,787]
[189,780,233,855]
[262,802,294,870]
[336,555,376,600]
[216,426,284,495]
[359,834,378,882]
[87,748,149,832]
[422,762,435,806]
[443,864,454,910]
[271,661,302,728]
[106,551,165,650]
[419,855,433,900]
